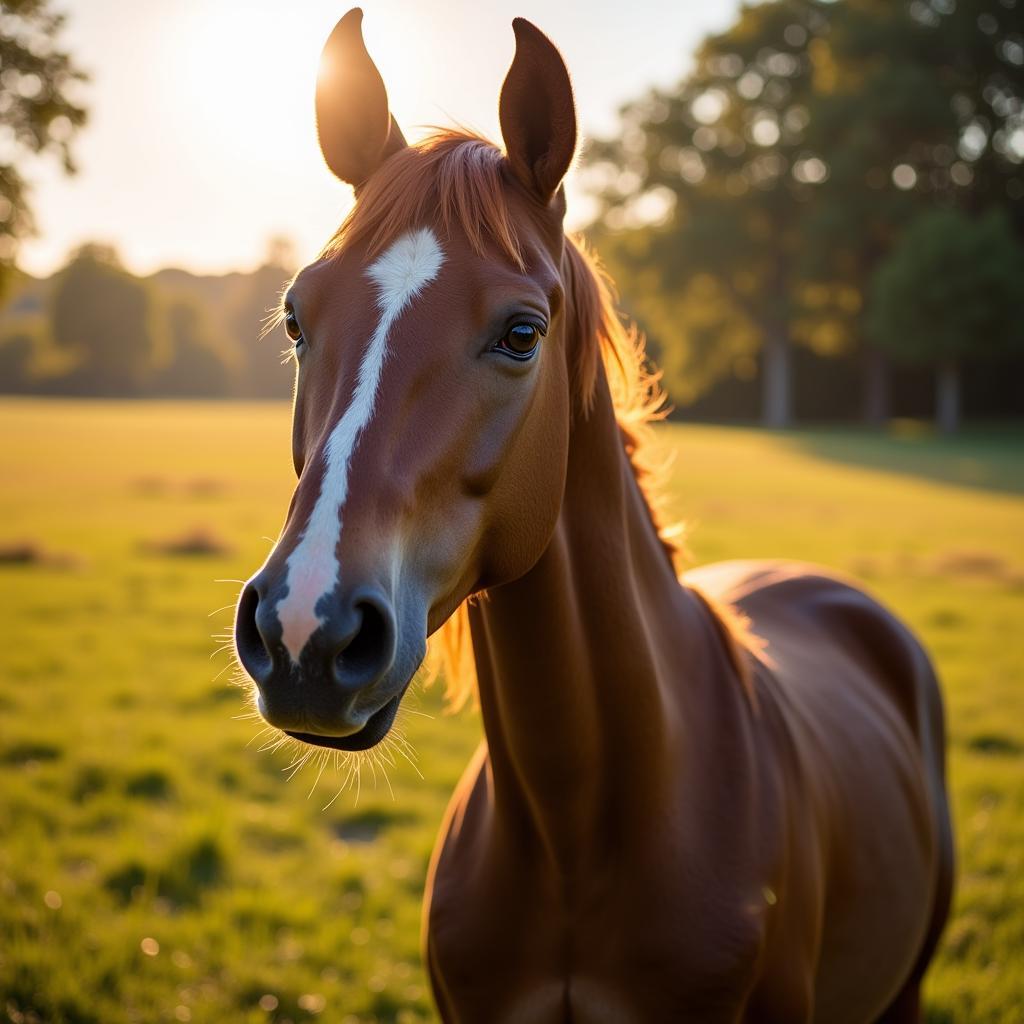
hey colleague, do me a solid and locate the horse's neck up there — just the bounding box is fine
[468,370,710,865]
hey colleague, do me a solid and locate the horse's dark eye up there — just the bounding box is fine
[495,321,544,360]
[284,309,303,344]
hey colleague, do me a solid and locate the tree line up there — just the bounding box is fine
[0,242,294,400]
[0,3,295,403]
[584,0,1024,431]
[2,0,1023,426]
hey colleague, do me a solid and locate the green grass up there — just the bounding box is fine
[1,399,1021,1023]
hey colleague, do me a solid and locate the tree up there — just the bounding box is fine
[231,236,297,398]
[867,207,1024,433]
[155,298,230,397]
[0,0,88,294]
[0,327,35,392]
[585,0,1024,426]
[801,0,1024,423]
[50,244,163,395]
[585,1,837,427]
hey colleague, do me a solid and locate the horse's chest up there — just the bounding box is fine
[426,834,765,1023]
[426,848,567,1017]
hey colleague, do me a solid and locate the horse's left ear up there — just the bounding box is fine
[315,8,407,189]
[499,18,577,207]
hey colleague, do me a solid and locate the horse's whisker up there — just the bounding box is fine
[210,662,237,684]
[258,733,288,753]
[284,748,314,779]
[307,750,330,799]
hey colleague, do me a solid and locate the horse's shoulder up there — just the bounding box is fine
[690,560,942,756]
[686,558,917,652]
[686,558,867,606]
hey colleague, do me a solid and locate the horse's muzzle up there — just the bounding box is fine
[234,574,405,749]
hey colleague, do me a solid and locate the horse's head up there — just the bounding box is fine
[234,9,585,750]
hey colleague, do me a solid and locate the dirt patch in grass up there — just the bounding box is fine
[141,527,233,557]
[186,477,225,498]
[0,539,80,569]
[932,549,1014,581]
[132,476,226,499]
[847,555,883,580]
[131,475,169,496]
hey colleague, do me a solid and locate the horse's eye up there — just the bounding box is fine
[284,309,304,345]
[495,321,544,360]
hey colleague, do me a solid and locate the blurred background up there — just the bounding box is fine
[2,0,1023,428]
[1,1,1022,1022]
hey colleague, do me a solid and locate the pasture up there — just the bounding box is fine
[1,398,1021,1024]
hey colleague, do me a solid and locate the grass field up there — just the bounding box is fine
[1,399,1021,1024]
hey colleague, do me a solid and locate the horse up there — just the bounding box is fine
[233,10,954,1022]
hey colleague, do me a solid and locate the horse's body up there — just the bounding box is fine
[425,353,953,1022]
[234,11,952,1021]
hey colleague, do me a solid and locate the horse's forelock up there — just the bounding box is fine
[321,132,525,270]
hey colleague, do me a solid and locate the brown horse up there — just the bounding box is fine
[233,10,953,1022]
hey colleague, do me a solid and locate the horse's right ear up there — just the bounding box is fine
[315,8,407,189]
[499,18,577,206]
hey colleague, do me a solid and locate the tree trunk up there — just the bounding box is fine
[935,359,960,435]
[761,330,791,429]
[863,347,889,427]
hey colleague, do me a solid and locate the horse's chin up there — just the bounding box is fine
[284,693,402,752]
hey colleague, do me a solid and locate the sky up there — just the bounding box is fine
[18,0,741,278]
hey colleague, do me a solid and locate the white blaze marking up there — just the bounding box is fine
[275,228,444,662]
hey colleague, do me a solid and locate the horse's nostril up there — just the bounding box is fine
[235,582,272,681]
[333,596,395,687]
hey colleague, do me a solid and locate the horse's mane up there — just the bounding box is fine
[319,130,754,706]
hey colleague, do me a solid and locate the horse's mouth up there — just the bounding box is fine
[284,694,401,752]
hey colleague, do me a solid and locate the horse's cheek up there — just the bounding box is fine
[484,397,568,586]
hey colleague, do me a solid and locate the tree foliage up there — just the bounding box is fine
[803,0,1024,286]
[585,0,1024,427]
[0,0,88,292]
[0,324,34,391]
[155,298,231,398]
[50,244,161,396]
[233,239,296,399]
[587,0,831,424]
[868,207,1024,365]
[0,236,293,399]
